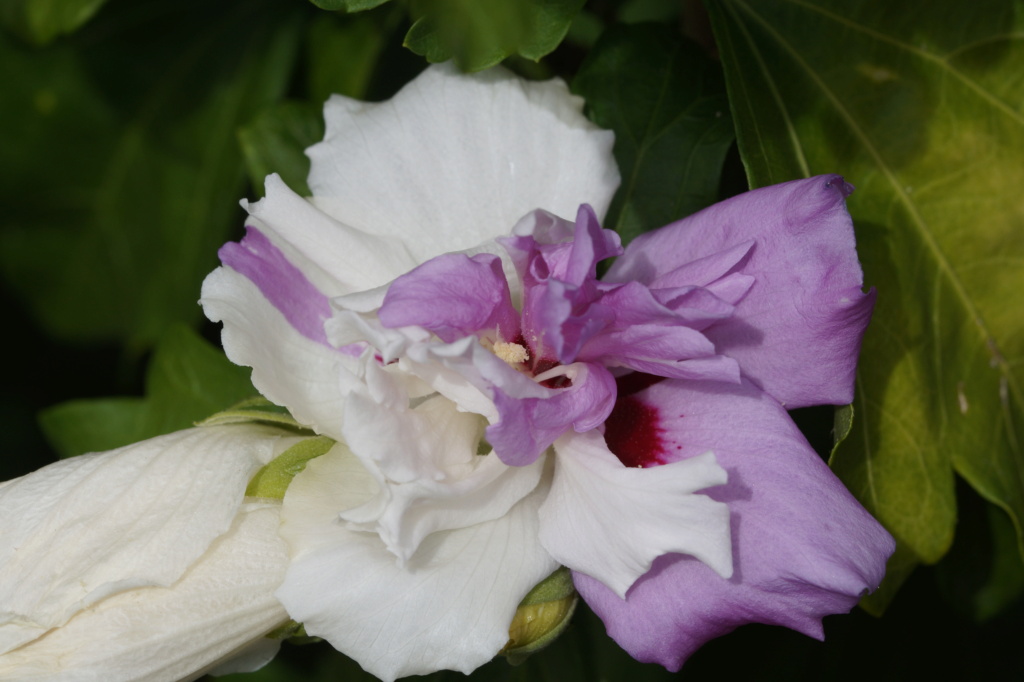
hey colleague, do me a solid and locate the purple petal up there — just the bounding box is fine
[487,362,616,466]
[564,204,622,286]
[606,175,874,408]
[504,206,622,364]
[577,377,894,670]
[378,253,519,343]
[528,279,615,364]
[219,227,333,347]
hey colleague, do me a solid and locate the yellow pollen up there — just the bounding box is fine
[493,341,529,366]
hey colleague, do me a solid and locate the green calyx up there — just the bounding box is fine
[501,566,578,665]
[198,396,315,433]
[245,435,335,500]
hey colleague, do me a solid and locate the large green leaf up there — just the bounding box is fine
[0,0,110,45]
[404,0,585,71]
[707,0,1024,612]
[40,325,256,458]
[573,23,735,243]
[0,0,304,352]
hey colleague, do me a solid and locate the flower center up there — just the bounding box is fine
[493,341,530,366]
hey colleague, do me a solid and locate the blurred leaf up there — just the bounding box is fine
[307,11,393,103]
[708,0,1024,611]
[39,397,148,458]
[0,0,305,352]
[617,0,680,24]
[239,101,324,197]
[0,0,109,45]
[935,482,1024,622]
[404,0,585,71]
[40,325,255,457]
[974,504,1024,620]
[309,0,390,11]
[573,23,734,244]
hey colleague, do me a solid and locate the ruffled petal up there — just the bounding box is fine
[307,64,619,264]
[202,265,357,440]
[487,362,617,466]
[606,175,874,408]
[379,253,519,343]
[575,378,894,670]
[243,173,419,294]
[0,504,290,682]
[538,430,731,599]
[276,445,558,682]
[339,390,544,563]
[0,425,288,655]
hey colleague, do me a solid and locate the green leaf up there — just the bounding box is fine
[306,11,393,103]
[708,0,1024,610]
[142,326,258,437]
[404,0,585,72]
[0,0,304,352]
[573,23,735,244]
[239,101,324,197]
[309,0,391,11]
[0,0,110,45]
[39,325,256,457]
[38,398,148,459]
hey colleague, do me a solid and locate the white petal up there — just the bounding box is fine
[0,504,290,682]
[277,445,558,682]
[307,64,619,279]
[201,266,356,439]
[201,629,281,677]
[0,425,287,655]
[340,394,544,563]
[244,175,419,294]
[538,431,732,599]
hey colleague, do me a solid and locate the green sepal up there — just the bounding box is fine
[501,566,578,665]
[245,435,336,500]
[265,619,322,644]
[198,397,313,433]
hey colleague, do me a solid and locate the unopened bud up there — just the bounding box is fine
[501,566,577,665]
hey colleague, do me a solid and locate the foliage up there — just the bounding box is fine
[706,0,1024,614]
[3,0,1023,680]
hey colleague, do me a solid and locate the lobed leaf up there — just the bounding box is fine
[404,0,585,72]
[573,23,735,243]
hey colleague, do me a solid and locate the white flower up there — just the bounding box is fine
[200,65,734,681]
[0,425,296,681]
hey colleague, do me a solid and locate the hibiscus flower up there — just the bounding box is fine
[199,64,894,680]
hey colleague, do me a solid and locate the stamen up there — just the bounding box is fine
[493,341,530,366]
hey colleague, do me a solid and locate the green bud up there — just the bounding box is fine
[501,566,578,665]
[245,435,335,500]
